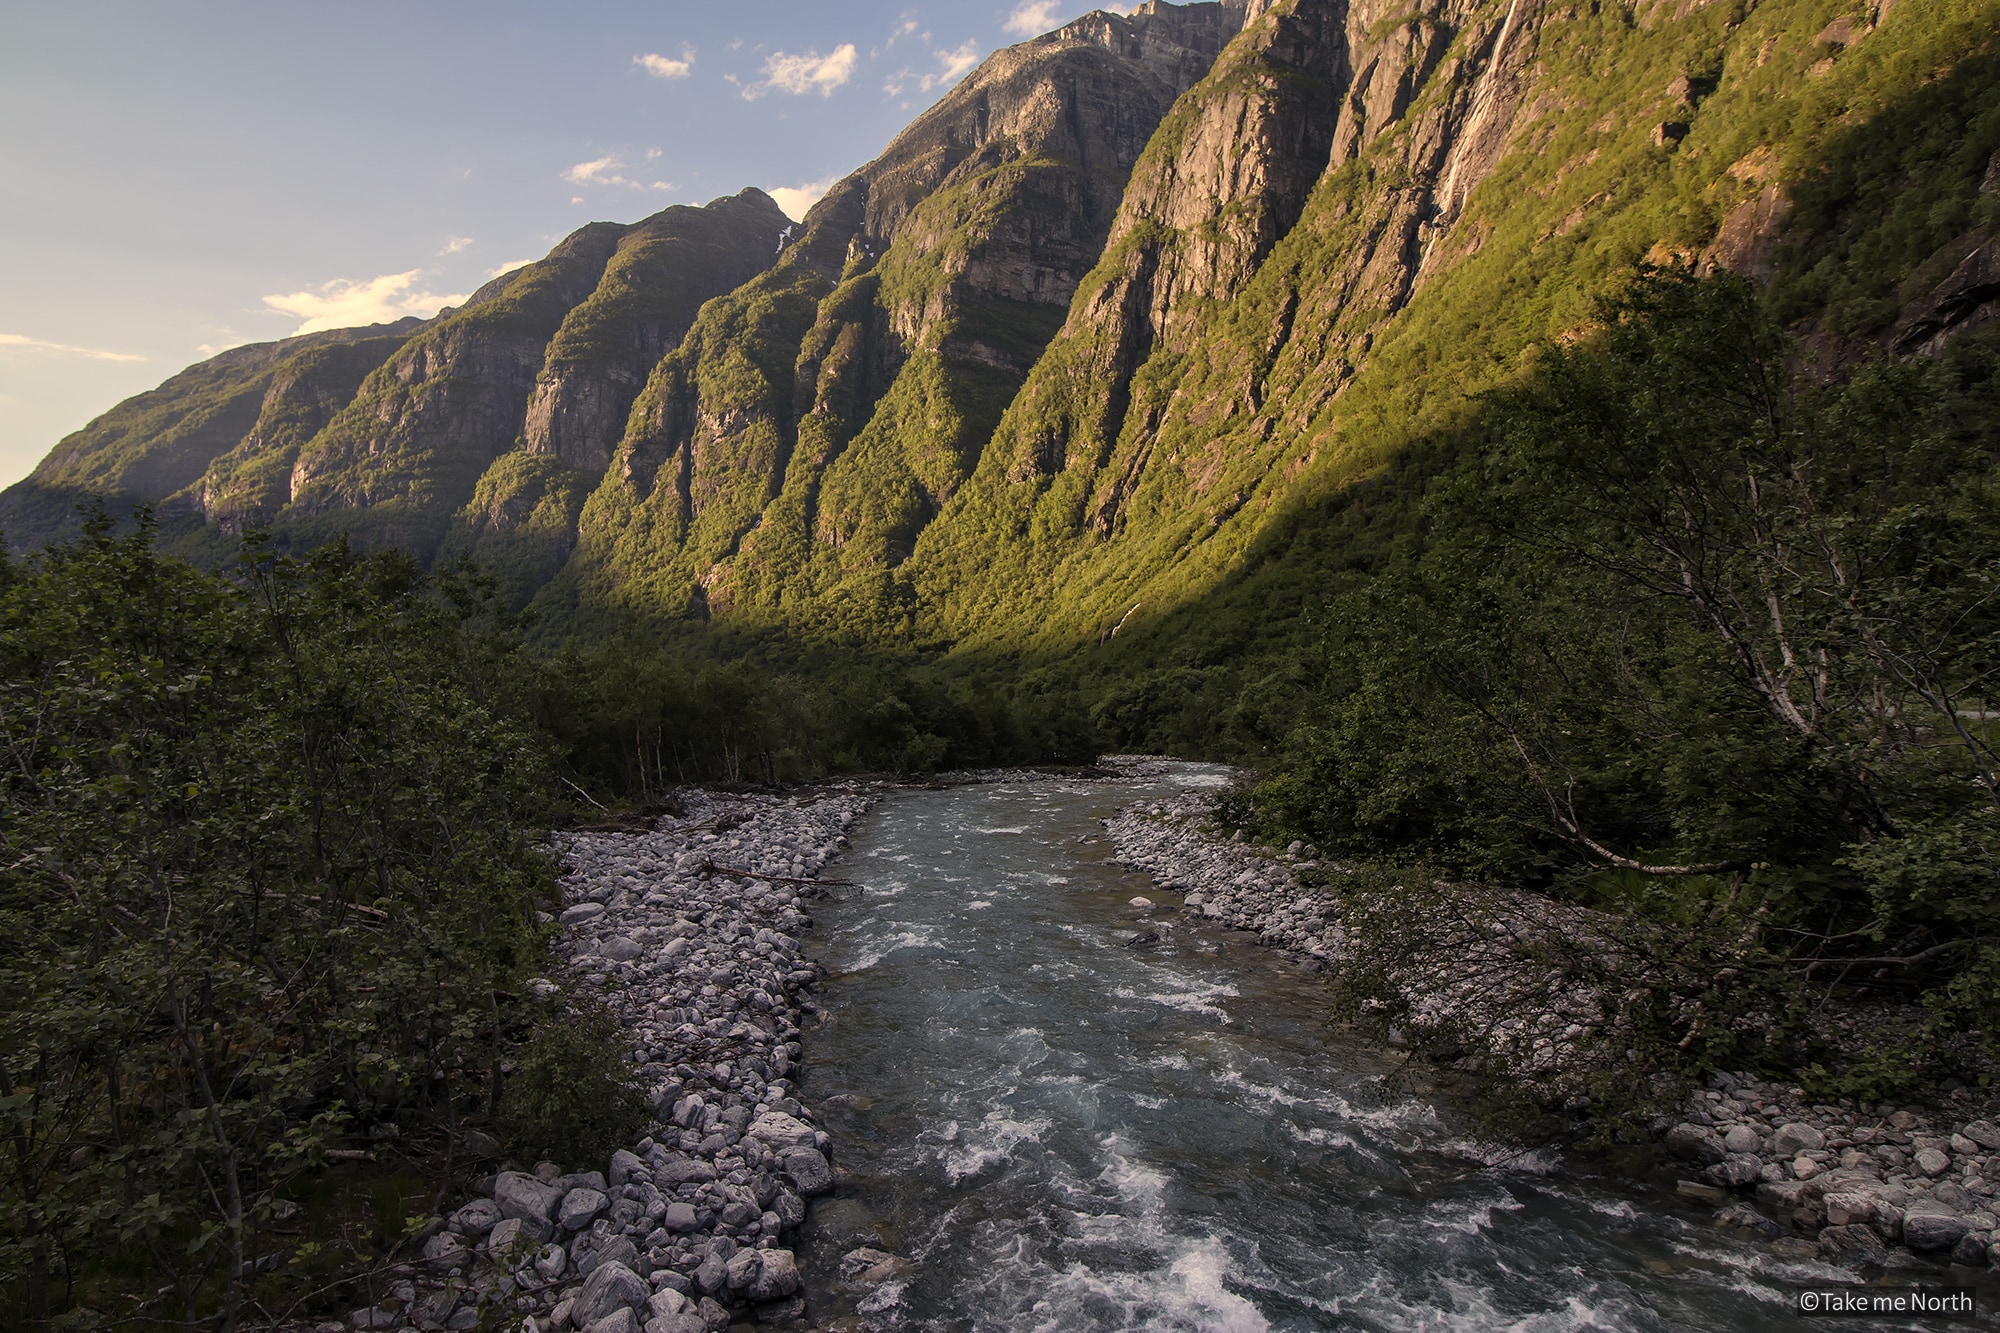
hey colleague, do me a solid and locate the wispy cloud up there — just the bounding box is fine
[746,44,857,99]
[564,155,628,186]
[1003,1,1068,37]
[769,177,838,222]
[885,34,982,98]
[924,40,981,90]
[487,259,537,279]
[562,155,672,191]
[0,333,146,363]
[636,49,693,79]
[262,272,466,335]
[441,235,474,255]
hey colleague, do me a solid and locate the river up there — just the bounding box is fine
[793,767,1969,1330]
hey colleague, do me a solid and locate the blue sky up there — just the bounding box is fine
[0,0,1105,487]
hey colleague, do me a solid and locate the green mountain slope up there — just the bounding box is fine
[911,0,2000,661]
[0,320,423,551]
[8,0,1995,663]
[540,2,1253,635]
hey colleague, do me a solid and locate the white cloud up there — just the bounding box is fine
[487,259,536,279]
[886,16,919,47]
[1003,1,1068,37]
[261,272,466,335]
[563,154,672,193]
[441,235,474,254]
[636,49,692,79]
[747,44,857,99]
[769,177,837,222]
[923,40,981,90]
[0,333,146,363]
[564,155,632,187]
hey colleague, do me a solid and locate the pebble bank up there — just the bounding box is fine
[329,786,875,1333]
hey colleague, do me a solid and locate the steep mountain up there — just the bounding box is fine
[911,0,2000,654]
[0,319,423,551]
[8,0,1996,659]
[1,190,791,581]
[545,0,1256,631]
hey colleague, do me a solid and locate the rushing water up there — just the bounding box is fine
[796,769,1989,1331]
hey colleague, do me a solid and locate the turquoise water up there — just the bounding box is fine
[795,769,1989,1331]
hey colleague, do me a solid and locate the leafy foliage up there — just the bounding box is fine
[0,514,555,1328]
[1253,271,2000,1093]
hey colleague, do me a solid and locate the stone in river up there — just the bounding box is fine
[1713,1203,1779,1236]
[1952,1232,1991,1267]
[1703,1153,1763,1188]
[1666,1123,1726,1165]
[1770,1123,1825,1156]
[662,1201,700,1233]
[1823,1193,1878,1227]
[780,1147,833,1197]
[600,936,643,962]
[1817,1224,1889,1267]
[583,1310,641,1333]
[749,1248,800,1301]
[1903,1208,1972,1251]
[495,1170,565,1224]
[560,1187,611,1231]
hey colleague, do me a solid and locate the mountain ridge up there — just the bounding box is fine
[5,0,1996,664]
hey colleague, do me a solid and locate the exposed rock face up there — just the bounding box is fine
[198,333,413,533]
[283,222,629,557]
[522,191,791,476]
[558,4,1252,621]
[0,319,423,552]
[11,0,1994,653]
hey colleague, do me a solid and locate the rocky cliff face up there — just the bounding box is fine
[521,191,792,476]
[0,319,425,552]
[553,3,1254,625]
[198,333,417,534]
[910,0,2000,650]
[10,0,1994,645]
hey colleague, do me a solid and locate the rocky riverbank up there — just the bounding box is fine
[334,786,876,1333]
[1101,779,2000,1278]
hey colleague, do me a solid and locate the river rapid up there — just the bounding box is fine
[793,767,1942,1332]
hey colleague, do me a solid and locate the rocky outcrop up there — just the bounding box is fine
[522,191,792,476]
[556,5,1252,624]
[1892,236,2000,355]
[197,333,413,533]
[281,223,629,557]
[0,319,424,552]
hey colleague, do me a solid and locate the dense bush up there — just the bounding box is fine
[0,516,555,1328]
[1254,270,2000,1087]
